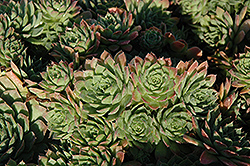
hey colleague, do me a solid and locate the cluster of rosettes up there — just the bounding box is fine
[31,49,220,165]
[60,50,218,164]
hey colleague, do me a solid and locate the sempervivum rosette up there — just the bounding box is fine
[39,61,74,93]
[139,26,166,53]
[0,14,27,67]
[30,0,81,49]
[0,62,49,165]
[74,50,132,121]
[0,34,26,67]
[93,8,141,52]
[183,88,218,115]
[33,0,80,28]
[229,51,250,94]
[51,19,100,68]
[116,103,160,148]
[124,0,178,30]
[79,0,125,18]
[175,60,218,118]
[70,116,124,165]
[184,110,250,165]
[155,103,192,147]
[39,140,72,166]
[129,52,176,110]
[44,86,86,140]
[0,0,45,39]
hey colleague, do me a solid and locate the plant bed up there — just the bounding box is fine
[0,0,250,165]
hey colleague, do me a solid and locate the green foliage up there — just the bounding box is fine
[38,141,72,166]
[0,62,49,165]
[79,0,125,18]
[0,35,26,67]
[44,86,86,140]
[0,0,45,39]
[139,26,167,53]
[92,8,141,52]
[180,0,250,57]
[184,110,250,165]
[124,0,178,30]
[74,51,133,121]
[0,0,250,165]
[229,51,250,94]
[39,61,74,93]
[129,52,176,110]
[70,116,124,165]
[30,0,81,49]
[175,60,218,118]
[155,104,192,146]
[51,19,101,68]
[116,103,160,147]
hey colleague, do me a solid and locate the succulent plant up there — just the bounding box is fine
[70,115,125,165]
[29,0,81,49]
[92,8,141,52]
[50,19,101,68]
[229,51,250,94]
[184,110,250,165]
[17,52,49,83]
[74,51,133,121]
[179,0,246,26]
[139,26,166,53]
[0,34,27,67]
[0,13,27,67]
[124,0,178,30]
[78,0,125,18]
[39,140,72,166]
[39,61,74,93]
[129,53,177,110]
[183,88,218,116]
[129,27,202,61]
[154,103,192,147]
[180,1,250,56]
[175,60,217,118]
[116,103,160,148]
[227,51,250,132]
[0,0,45,39]
[0,62,49,165]
[44,86,86,140]
[34,0,80,28]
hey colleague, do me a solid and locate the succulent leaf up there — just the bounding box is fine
[0,62,49,165]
